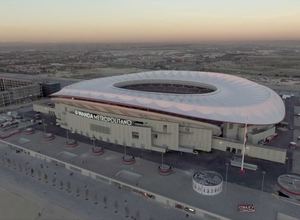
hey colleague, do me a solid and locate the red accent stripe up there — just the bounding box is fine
[278,184,300,196]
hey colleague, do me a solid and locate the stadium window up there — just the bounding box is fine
[163,125,167,132]
[226,147,231,152]
[231,148,236,154]
[153,134,158,139]
[132,131,139,139]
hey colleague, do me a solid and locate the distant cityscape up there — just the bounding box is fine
[0,42,299,84]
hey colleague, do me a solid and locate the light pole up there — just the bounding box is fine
[161,152,164,168]
[225,162,229,192]
[66,129,69,142]
[261,171,266,191]
[241,123,248,173]
[43,120,46,134]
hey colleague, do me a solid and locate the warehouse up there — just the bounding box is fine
[34,71,287,163]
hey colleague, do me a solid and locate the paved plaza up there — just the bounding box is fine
[1,129,300,220]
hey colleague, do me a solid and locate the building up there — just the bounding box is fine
[192,171,223,196]
[34,71,287,163]
[0,77,41,107]
[41,82,61,97]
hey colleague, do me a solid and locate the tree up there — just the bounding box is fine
[93,193,98,205]
[60,180,64,190]
[37,169,41,180]
[124,206,129,218]
[67,181,71,193]
[135,210,140,220]
[114,200,118,213]
[103,196,107,208]
[18,163,22,172]
[76,186,80,197]
[85,189,89,200]
[44,173,48,183]
[12,160,16,170]
[52,177,56,186]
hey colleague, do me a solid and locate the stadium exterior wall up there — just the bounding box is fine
[33,100,287,164]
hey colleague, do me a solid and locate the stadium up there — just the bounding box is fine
[34,71,287,164]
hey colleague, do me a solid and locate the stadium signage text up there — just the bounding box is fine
[74,110,133,126]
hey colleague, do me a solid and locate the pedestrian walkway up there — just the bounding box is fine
[3,130,300,220]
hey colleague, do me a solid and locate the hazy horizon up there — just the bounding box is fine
[1,0,300,43]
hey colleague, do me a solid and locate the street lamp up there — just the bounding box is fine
[43,120,46,134]
[66,129,69,142]
[225,162,229,193]
[261,171,266,191]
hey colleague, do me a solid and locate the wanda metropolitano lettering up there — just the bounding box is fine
[74,110,133,126]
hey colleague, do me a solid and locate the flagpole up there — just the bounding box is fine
[241,123,247,173]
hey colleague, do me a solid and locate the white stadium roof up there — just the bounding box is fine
[53,71,285,125]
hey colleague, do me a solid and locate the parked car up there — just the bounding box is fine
[238,204,255,213]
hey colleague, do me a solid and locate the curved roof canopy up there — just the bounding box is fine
[53,71,285,125]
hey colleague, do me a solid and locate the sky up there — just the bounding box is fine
[0,0,300,43]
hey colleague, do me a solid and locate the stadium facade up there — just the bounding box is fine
[34,71,287,163]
